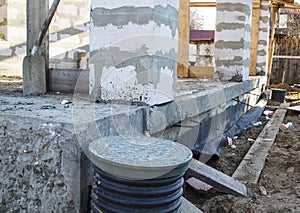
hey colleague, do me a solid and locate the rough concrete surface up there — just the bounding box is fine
[0,94,145,212]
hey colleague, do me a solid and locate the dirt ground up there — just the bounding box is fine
[0,75,22,94]
[184,107,300,212]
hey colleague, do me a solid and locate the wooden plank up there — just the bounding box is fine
[181,197,203,213]
[267,6,279,86]
[186,159,247,197]
[177,0,190,78]
[190,2,216,7]
[188,66,214,78]
[232,103,290,184]
[273,55,300,59]
[249,0,261,76]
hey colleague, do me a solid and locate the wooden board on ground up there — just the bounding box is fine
[181,197,203,213]
[232,103,290,184]
[188,66,214,79]
[186,159,247,197]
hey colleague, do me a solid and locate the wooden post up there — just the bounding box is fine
[249,0,261,76]
[177,0,190,78]
[267,5,279,87]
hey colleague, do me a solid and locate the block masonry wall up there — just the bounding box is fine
[214,0,252,81]
[0,0,91,77]
[89,0,179,106]
[0,0,26,76]
[49,0,90,70]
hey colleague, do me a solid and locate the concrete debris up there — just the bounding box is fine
[259,186,267,196]
[41,105,56,109]
[287,167,295,173]
[60,99,72,105]
[230,144,237,150]
[247,138,255,144]
[227,137,233,146]
[263,110,274,116]
[144,130,151,137]
[252,121,262,127]
[280,122,293,131]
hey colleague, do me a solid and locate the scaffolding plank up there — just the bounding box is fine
[186,159,247,197]
[232,103,290,184]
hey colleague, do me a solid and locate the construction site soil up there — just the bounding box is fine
[1,76,300,212]
[185,109,300,212]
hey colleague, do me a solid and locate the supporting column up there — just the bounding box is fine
[89,1,179,106]
[177,0,190,78]
[255,0,271,76]
[26,0,49,57]
[215,0,252,81]
[249,0,261,76]
[23,0,49,95]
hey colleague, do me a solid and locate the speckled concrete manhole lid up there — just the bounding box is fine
[88,135,192,180]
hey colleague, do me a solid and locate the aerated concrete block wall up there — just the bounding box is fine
[49,0,90,70]
[0,0,7,39]
[0,0,91,77]
[89,0,179,106]
[0,0,26,76]
[256,1,270,75]
[215,0,252,81]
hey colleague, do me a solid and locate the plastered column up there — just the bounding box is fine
[215,0,252,81]
[256,1,270,75]
[89,0,179,106]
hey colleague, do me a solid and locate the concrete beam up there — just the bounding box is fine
[186,159,247,197]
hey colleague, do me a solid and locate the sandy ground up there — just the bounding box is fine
[184,109,300,212]
[0,75,22,94]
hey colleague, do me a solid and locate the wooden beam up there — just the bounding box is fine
[249,0,261,76]
[267,6,279,87]
[177,0,190,78]
[188,66,214,78]
[190,2,216,7]
[186,159,247,197]
[232,103,290,184]
[273,55,300,59]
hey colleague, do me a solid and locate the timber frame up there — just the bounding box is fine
[178,0,300,82]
